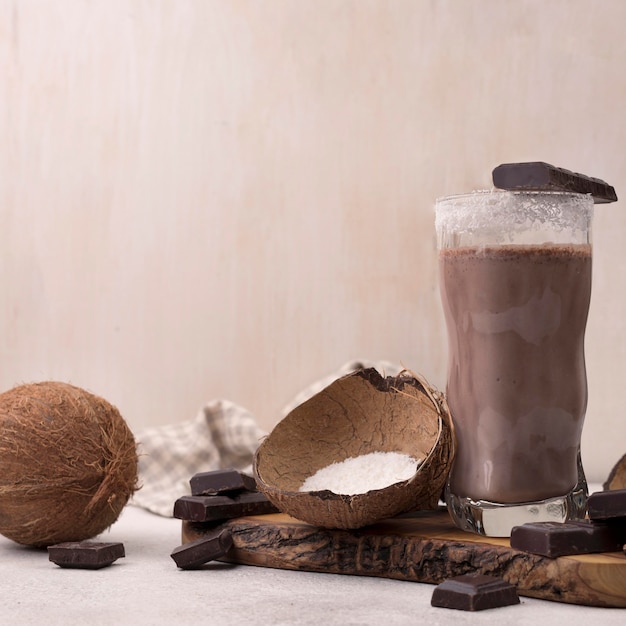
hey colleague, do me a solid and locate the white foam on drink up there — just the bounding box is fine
[434,190,593,248]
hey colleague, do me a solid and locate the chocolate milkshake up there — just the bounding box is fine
[439,243,592,504]
[435,189,594,536]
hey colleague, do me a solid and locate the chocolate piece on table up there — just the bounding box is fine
[47,541,125,569]
[171,528,233,569]
[492,162,618,204]
[173,491,279,522]
[431,573,520,611]
[190,468,257,496]
[510,520,623,558]
[588,488,626,521]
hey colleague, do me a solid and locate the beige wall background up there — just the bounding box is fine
[1,0,625,484]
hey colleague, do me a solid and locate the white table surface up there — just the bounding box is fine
[1,497,624,625]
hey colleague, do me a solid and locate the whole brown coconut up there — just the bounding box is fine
[0,381,138,547]
[254,368,455,529]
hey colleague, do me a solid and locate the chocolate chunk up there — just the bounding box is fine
[588,488,626,521]
[47,541,125,569]
[492,162,617,203]
[190,468,257,496]
[173,491,278,522]
[510,520,623,558]
[431,574,520,611]
[171,528,233,569]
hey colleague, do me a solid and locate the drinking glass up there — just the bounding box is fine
[436,190,593,537]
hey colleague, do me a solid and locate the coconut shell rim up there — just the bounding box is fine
[254,412,445,501]
[254,368,455,528]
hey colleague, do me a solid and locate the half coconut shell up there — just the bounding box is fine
[254,368,455,529]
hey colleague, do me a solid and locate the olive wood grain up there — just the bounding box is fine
[181,509,626,608]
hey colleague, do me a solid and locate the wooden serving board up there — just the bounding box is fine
[182,509,626,608]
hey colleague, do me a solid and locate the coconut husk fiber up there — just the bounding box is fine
[0,381,138,547]
[254,368,455,529]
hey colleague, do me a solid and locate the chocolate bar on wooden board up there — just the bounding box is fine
[171,528,233,569]
[431,574,520,611]
[190,469,257,496]
[510,520,624,558]
[173,491,278,522]
[492,162,617,203]
[588,488,626,521]
[48,541,125,569]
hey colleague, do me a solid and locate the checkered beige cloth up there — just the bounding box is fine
[131,360,402,516]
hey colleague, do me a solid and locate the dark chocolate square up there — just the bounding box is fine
[48,541,125,569]
[173,491,278,522]
[588,489,626,521]
[510,520,623,558]
[171,528,233,569]
[431,574,520,611]
[189,468,257,496]
[492,161,617,203]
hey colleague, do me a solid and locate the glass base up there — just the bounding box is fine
[445,455,589,537]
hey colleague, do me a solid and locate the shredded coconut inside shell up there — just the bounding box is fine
[299,451,420,495]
